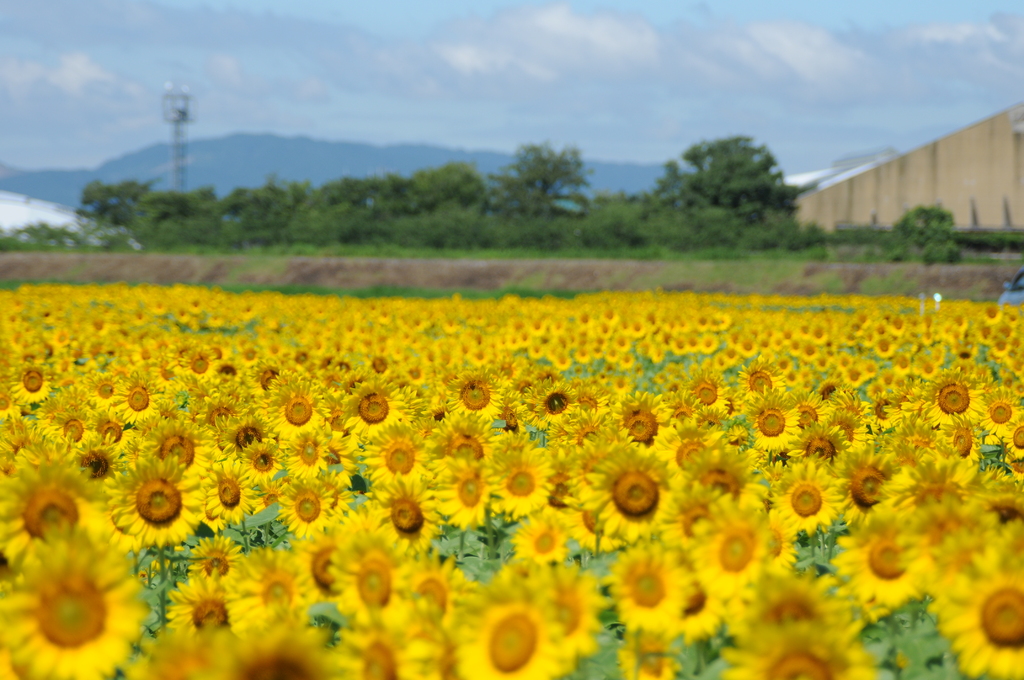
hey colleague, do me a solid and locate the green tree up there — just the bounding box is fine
[77,179,153,228]
[652,136,799,221]
[221,178,313,246]
[487,143,590,218]
[410,162,486,213]
[134,187,223,249]
[893,205,960,263]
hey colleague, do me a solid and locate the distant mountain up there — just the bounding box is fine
[0,162,21,180]
[0,134,666,208]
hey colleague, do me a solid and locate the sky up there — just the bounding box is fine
[2,0,1024,176]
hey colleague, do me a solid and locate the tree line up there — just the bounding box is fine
[27,136,814,253]
[1,136,979,261]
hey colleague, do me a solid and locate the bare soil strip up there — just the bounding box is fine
[0,252,1018,300]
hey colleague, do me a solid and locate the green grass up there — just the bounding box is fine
[0,280,586,300]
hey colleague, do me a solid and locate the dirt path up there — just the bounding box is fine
[0,252,1018,300]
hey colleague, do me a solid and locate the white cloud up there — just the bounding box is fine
[3,1,1024,171]
[431,3,659,83]
[0,52,119,99]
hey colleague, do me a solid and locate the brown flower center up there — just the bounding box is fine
[22,369,44,393]
[758,408,786,437]
[790,482,823,518]
[390,499,425,535]
[867,539,905,580]
[23,487,80,538]
[135,478,183,525]
[37,577,107,648]
[285,395,313,427]
[767,652,834,680]
[936,383,970,415]
[624,410,659,445]
[159,434,196,467]
[127,386,150,412]
[849,467,885,510]
[358,393,390,425]
[460,380,491,411]
[191,599,229,629]
[612,470,660,517]
[981,588,1024,647]
[489,613,537,673]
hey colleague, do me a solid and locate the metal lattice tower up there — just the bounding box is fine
[162,83,194,192]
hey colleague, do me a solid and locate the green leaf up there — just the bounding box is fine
[308,601,347,627]
[241,502,279,528]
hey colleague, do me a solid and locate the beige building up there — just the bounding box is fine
[796,104,1024,231]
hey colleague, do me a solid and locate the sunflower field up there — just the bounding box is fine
[1,283,1024,680]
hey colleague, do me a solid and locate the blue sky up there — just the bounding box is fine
[2,0,1023,178]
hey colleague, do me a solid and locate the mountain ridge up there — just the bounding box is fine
[0,134,666,207]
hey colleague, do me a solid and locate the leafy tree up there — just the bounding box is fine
[410,163,486,213]
[135,187,223,249]
[78,179,153,228]
[487,143,590,218]
[893,205,960,263]
[221,178,313,246]
[652,136,799,221]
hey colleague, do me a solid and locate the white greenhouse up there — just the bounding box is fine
[0,190,79,233]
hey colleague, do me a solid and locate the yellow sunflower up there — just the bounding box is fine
[435,453,491,530]
[0,460,106,566]
[217,410,274,459]
[772,459,843,536]
[265,376,326,438]
[141,417,215,472]
[606,542,687,635]
[330,529,405,618]
[189,535,243,580]
[489,434,551,519]
[1,533,147,680]
[920,368,984,426]
[373,474,438,554]
[363,421,428,484]
[722,622,876,680]
[344,378,409,440]
[225,547,316,633]
[167,576,232,635]
[583,442,669,543]
[9,365,51,406]
[615,391,670,447]
[206,625,339,680]
[112,372,160,424]
[982,386,1018,441]
[835,445,895,525]
[427,412,495,461]
[456,570,567,680]
[691,498,771,599]
[746,389,799,452]
[109,456,203,548]
[447,369,505,421]
[935,560,1024,680]
[279,478,337,539]
[834,507,922,615]
[547,564,603,661]
[280,424,336,480]
[618,629,678,680]
[512,509,570,564]
[203,461,257,531]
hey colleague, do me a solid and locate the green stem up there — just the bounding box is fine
[458,530,466,561]
[240,517,251,553]
[157,546,168,629]
[485,508,497,561]
[695,638,708,675]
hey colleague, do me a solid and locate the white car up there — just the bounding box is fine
[1000,266,1024,306]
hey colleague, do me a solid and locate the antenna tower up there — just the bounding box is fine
[162,83,194,192]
